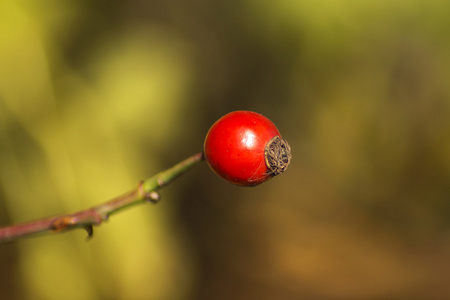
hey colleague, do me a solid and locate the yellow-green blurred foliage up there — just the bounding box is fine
[1,0,450,299]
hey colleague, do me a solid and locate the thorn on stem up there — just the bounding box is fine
[84,225,94,240]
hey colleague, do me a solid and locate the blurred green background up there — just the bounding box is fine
[1,0,450,299]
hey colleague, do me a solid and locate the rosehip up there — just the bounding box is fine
[203,111,291,186]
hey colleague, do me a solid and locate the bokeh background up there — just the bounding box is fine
[1,0,450,299]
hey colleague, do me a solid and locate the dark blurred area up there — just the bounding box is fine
[1,0,450,299]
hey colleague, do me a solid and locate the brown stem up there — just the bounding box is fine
[0,152,204,244]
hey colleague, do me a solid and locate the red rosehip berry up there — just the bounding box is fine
[203,111,291,186]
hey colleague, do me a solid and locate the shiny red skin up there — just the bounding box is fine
[204,111,281,186]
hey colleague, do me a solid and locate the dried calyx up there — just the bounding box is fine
[264,136,292,176]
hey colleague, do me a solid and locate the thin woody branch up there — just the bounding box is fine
[0,152,204,244]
